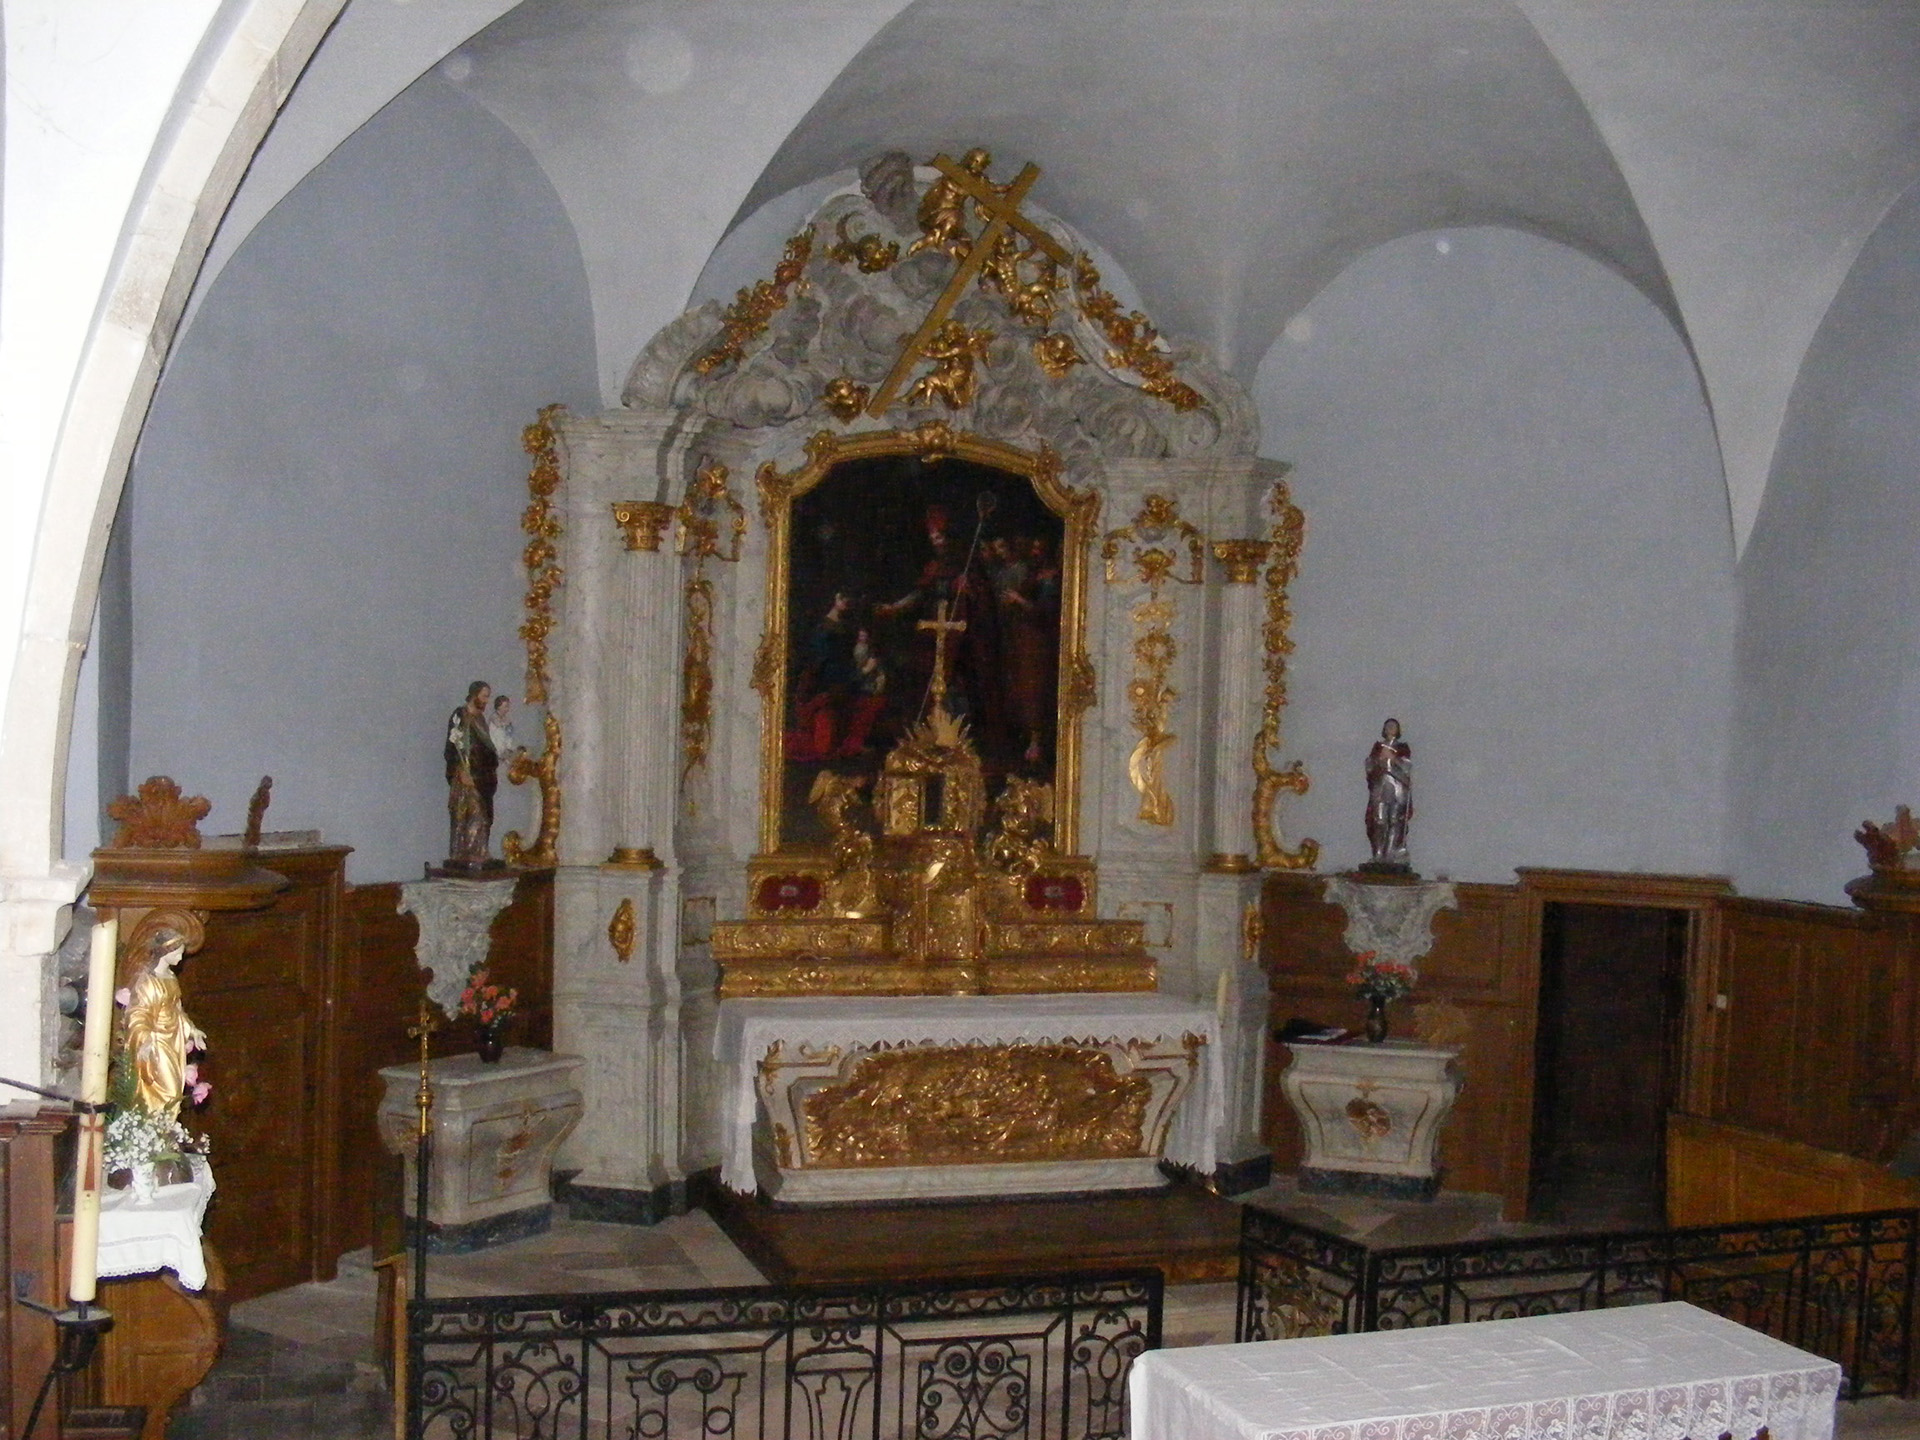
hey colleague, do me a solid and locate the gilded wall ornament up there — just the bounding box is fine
[1252,476,1319,870]
[611,500,674,552]
[1103,492,1205,587]
[1033,332,1084,379]
[692,227,813,376]
[1127,602,1178,827]
[1071,254,1208,413]
[607,897,636,965]
[680,573,715,799]
[675,461,746,564]
[1104,494,1201,827]
[518,405,566,706]
[674,462,744,802]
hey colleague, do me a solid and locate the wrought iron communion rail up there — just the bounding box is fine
[406,1268,1162,1440]
[1237,1205,1917,1399]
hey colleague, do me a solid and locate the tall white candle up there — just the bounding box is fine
[68,916,118,1305]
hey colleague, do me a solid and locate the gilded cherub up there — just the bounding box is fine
[987,778,1055,877]
[908,147,996,260]
[905,320,994,411]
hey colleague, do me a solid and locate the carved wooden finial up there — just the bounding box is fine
[105,777,211,850]
[242,776,273,851]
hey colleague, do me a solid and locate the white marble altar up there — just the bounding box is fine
[717,993,1221,1202]
[378,1047,584,1251]
[1129,1302,1840,1440]
[539,156,1316,1216]
[1281,1039,1462,1200]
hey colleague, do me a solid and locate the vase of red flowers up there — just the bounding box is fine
[1345,951,1415,1043]
[458,967,519,1064]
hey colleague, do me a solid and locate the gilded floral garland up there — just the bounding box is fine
[692,228,814,375]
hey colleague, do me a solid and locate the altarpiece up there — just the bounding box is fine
[517,151,1315,1214]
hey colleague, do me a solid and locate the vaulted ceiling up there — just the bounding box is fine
[194,0,1920,553]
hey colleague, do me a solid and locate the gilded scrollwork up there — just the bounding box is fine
[676,461,746,564]
[502,710,562,869]
[692,227,814,375]
[1252,475,1319,870]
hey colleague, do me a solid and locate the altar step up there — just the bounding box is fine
[700,1177,1242,1286]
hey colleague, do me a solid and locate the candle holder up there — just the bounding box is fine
[12,1287,115,1437]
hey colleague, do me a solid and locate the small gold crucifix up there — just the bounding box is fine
[408,998,441,1138]
[918,600,968,717]
[868,151,1073,418]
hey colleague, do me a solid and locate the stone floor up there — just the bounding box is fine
[164,1189,1920,1438]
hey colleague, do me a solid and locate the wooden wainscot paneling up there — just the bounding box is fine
[1708,896,1890,1159]
[1260,872,1538,1217]
[335,868,555,1257]
[1668,1111,1920,1227]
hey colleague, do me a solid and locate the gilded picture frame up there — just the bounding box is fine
[753,425,1097,856]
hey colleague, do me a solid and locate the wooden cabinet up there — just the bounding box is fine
[177,847,349,1300]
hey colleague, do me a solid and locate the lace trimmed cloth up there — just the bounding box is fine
[1129,1302,1839,1440]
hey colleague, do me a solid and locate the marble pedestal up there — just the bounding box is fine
[1280,1041,1462,1201]
[378,1048,584,1252]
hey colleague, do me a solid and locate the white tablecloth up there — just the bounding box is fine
[98,1154,214,1291]
[1130,1303,1840,1440]
[714,993,1222,1193]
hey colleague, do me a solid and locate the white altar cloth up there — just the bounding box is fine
[715,993,1221,1194]
[98,1154,215,1291]
[1129,1303,1839,1440]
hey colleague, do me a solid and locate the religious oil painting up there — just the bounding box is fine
[778,451,1066,848]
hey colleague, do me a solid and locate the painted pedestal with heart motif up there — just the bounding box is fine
[1281,1040,1462,1201]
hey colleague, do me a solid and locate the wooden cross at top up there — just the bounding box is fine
[868,152,1074,418]
[918,600,968,717]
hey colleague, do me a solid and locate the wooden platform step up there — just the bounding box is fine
[703,1181,1242,1286]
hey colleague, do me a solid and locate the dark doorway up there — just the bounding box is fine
[1529,902,1687,1229]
